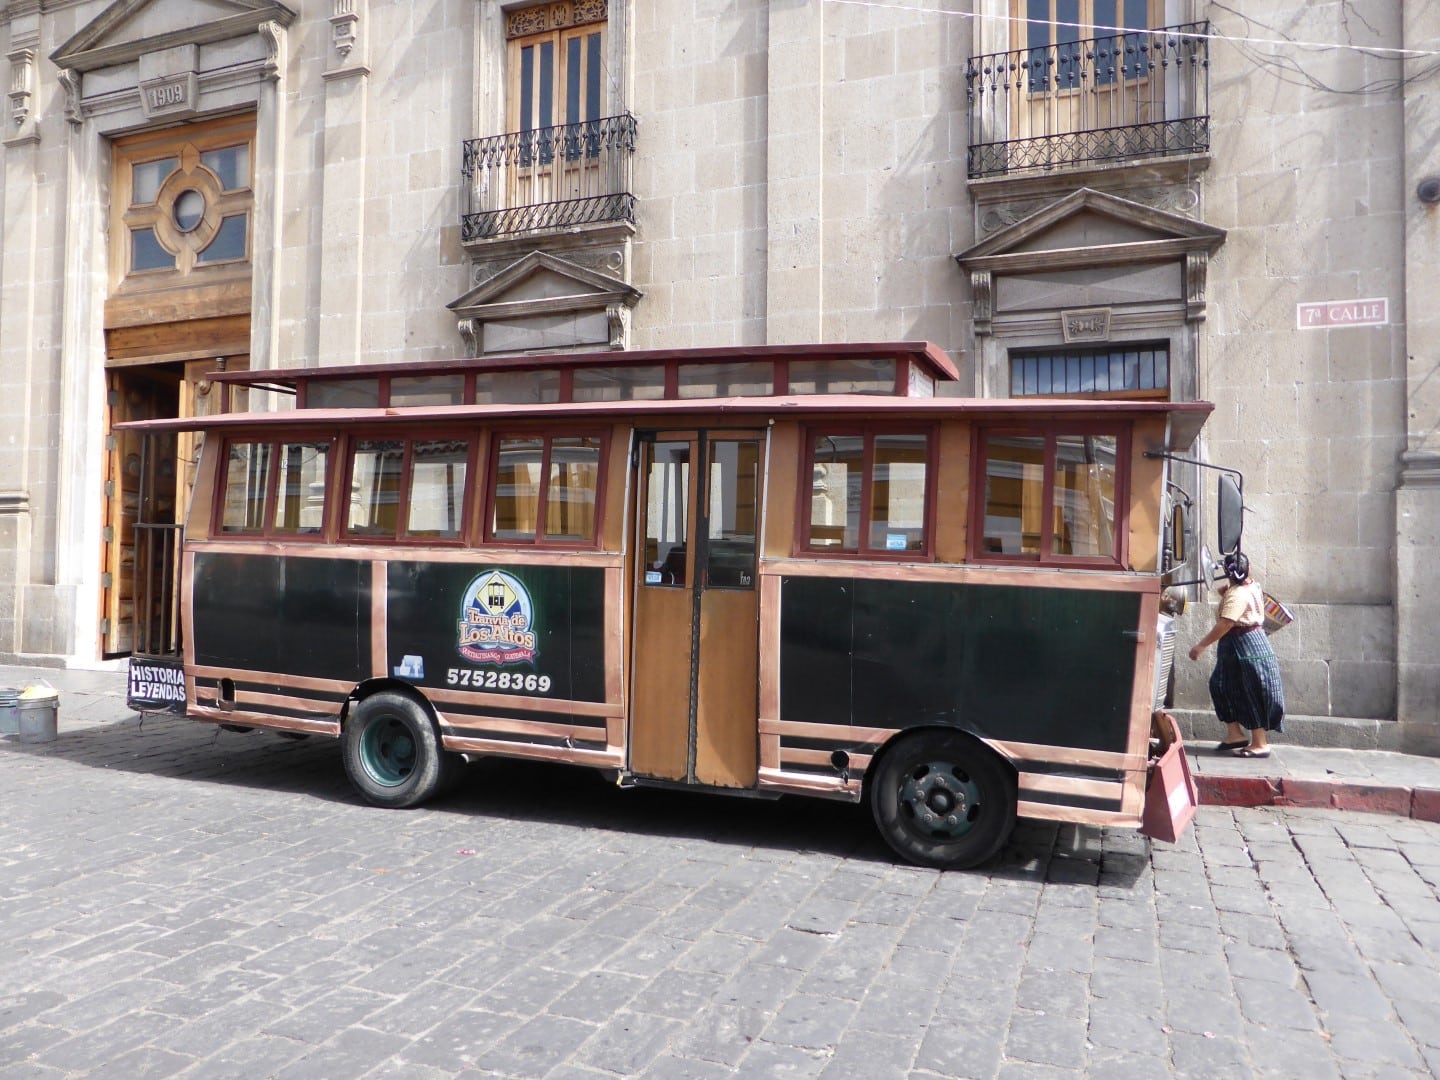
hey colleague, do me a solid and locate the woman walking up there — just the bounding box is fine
[1188,552,1285,757]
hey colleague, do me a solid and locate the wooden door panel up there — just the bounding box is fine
[694,587,759,787]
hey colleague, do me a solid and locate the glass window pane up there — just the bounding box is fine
[348,439,405,536]
[982,434,1045,556]
[788,357,896,395]
[221,442,272,533]
[407,439,469,538]
[705,439,759,588]
[677,362,773,399]
[197,214,247,264]
[572,366,666,402]
[492,437,544,540]
[131,228,175,272]
[391,375,465,407]
[132,158,178,204]
[200,144,250,191]
[809,434,862,550]
[1053,434,1117,557]
[308,380,381,409]
[545,436,600,541]
[474,370,561,404]
[273,442,329,534]
[644,444,690,587]
[173,189,205,232]
[868,434,928,552]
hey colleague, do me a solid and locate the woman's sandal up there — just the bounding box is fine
[1232,746,1271,758]
[1215,740,1249,752]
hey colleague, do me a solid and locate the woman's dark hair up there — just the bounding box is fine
[1224,552,1250,584]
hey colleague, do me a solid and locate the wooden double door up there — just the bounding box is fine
[628,430,764,788]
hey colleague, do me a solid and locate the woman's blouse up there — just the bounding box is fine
[1218,581,1265,628]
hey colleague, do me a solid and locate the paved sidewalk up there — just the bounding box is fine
[6,664,1440,824]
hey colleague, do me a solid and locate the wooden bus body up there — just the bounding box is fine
[121,343,1209,868]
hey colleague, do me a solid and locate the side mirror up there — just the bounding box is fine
[1167,500,1188,567]
[1218,474,1243,557]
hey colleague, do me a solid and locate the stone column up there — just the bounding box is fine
[318,0,370,367]
[1396,3,1440,754]
[765,3,823,344]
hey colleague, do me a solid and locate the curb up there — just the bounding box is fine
[1197,775,1440,823]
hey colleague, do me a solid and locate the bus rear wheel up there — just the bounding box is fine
[342,691,447,809]
[869,729,1016,870]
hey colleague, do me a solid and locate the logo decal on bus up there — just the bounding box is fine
[457,570,538,665]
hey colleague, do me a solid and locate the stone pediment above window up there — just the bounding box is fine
[956,187,1225,333]
[51,0,296,73]
[448,251,642,356]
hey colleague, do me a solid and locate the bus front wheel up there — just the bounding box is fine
[869,729,1016,870]
[342,691,447,809]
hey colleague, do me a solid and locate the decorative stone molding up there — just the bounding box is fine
[957,187,1227,324]
[57,68,81,125]
[331,0,360,60]
[1400,451,1440,488]
[259,20,287,81]
[138,70,198,120]
[605,303,630,350]
[7,47,36,137]
[457,318,479,356]
[1060,307,1112,343]
[322,0,368,79]
[1185,251,1209,322]
[449,250,642,356]
[970,270,993,337]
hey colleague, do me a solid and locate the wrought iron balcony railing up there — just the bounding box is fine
[966,22,1209,179]
[461,113,637,242]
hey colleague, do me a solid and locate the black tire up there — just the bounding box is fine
[342,691,447,808]
[869,729,1017,870]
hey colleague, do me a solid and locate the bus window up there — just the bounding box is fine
[1053,434,1117,556]
[307,379,380,408]
[677,361,772,399]
[476,370,561,405]
[221,441,272,533]
[348,439,404,537]
[572,365,665,402]
[869,434,927,553]
[806,429,930,555]
[809,435,861,550]
[788,356,895,395]
[644,444,690,586]
[405,439,469,539]
[704,438,760,588]
[981,433,1043,556]
[979,428,1124,562]
[490,434,602,544]
[545,437,600,540]
[391,375,466,407]
[273,441,329,534]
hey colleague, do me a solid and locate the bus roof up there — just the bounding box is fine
[207,341,962,390]
[117,393,1214,451]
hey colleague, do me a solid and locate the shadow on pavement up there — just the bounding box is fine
[1,712,1147,885]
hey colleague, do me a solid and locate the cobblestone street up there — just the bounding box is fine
[3,712,1439,1078]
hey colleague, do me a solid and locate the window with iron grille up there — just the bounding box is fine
[1009,344,1169,398]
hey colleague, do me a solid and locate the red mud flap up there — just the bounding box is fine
[1140,712,1199,843]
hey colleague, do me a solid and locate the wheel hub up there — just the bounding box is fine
[901,762,980,838]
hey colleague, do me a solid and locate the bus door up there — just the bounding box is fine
[629,430,764,788]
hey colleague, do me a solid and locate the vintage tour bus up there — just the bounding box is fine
[121,342,1212,869]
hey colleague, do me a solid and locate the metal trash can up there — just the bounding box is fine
[0,686,18,736]
[16,687,59,744]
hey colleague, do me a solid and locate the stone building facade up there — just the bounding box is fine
[0,0,1437,750]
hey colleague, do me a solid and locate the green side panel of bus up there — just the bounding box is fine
[385,562,607,704]
[191,552,370,681]
[778,576,1143,752]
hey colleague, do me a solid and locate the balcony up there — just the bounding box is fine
[461,113,637,244]
[966,22,1209,179]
